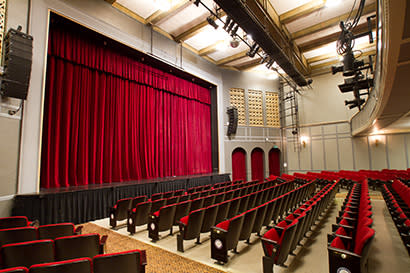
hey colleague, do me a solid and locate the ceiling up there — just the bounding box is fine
[105,0,377,81]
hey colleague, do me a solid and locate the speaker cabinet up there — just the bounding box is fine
[227,106,238,136]
[0,28,33,100]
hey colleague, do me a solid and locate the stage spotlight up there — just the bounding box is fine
[224,16,232,30]
[260,54,268,64]
[207,16,219,29]
[247,43,259,58]
[231,25,239,36]
[230,37,240,48]
[193,0,200,6]
[266,59,275,69]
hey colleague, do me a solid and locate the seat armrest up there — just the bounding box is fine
[100,235,108,254]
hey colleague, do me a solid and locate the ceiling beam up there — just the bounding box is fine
[216,50,248,65]
[310,49,376,71]
[300,21,376,52]
[307,44,376,64]
[146,0,191,25]
[236,58,262,71]
[174,11,226,42]
[292,2,376,40]
[198,41,225,56]
[111,2,146,24]
[280,0,326,25]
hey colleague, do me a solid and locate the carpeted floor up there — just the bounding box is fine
[81,222,226,273]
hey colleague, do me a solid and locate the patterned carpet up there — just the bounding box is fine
[81,223,226,273]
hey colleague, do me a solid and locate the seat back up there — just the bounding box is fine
[0,217,29,229]
[252,204,267,233]
[38,223,75,240]
[0,267,28,273]
[173,201,191,226]
[150,193,163,201]
[189,192,200,200]
[131,196,147,208]
[93,250,142,273]
[163,191,174,199]
[203,195,216,207]
[0,227,37,248]
[225,214,245,250]
[28,258,91,273]
[189,198,204,212]
[113,198,132,221]
[239,209,257,240]
[151,199,166,214]
[227,198,241,219]
[54,234,101,260]
[132,201,152,226]
[157,204,177,232]
[1,240,54,268]
[215,201,230,225]
[182,209,205,240]
[200,204,219,233]
[238,195,250,214]
[214,193,225,203]
[165,196,180,206]
[173,189,185,197]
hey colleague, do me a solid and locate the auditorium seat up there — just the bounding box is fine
[162,191,174,199]
[214,200,231,225]
[202,194,216,207]
[93,250,146,273]
[28,258,92,273]
[148,203,177,241]
[131,196,147,209]
[110,198,132,228]
[0,227,37,248]
[214,192,225,203]
[211,214,244,264]
[54,233,107,260]
[238,195,250,214]
[1,240,54,268]
[197,204,219,243]
[227,198,241,219]
[261,220,299,272]
[0,268,28,273]
[38,223,82,240]
[172,200,191,229]
[0,217,30,230]
[251,204,268,236]
[189,198,204,212]
[127,201,152,234]
[150,199,166,214]
[177,208,205,252]
[173,189,185,197]
[150,193,163,201]
[165,196,180,206]
[238,209,257,243]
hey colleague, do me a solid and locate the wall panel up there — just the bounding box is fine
[387,135,407,169]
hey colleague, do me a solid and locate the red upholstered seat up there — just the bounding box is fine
[335,227,348,236]
[354,227,375,255]
[180,216,189,226]
[216,219,230,231]
[330,236,346,250]
[263,228,281,257]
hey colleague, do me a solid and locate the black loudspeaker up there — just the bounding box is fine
[0,28,33,100]
[227,106,238,136]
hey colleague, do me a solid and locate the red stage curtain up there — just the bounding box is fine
[251,148,264,182]
[232,148,247,181]
[269,148,281,176]
[40,23,212,189]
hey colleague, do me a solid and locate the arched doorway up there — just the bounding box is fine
[269,148,281,176]
[232,148,247,181]
[251,148,264,182]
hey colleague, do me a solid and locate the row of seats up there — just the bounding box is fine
[0,223,82,248]
[328,179,375,273]
[0,249,145,273]
[261,181,338,273]
[0,233,107,269]
[382,180,410,254]
[210,180,315,264]
[127,179,275,235]
[0,217,37,230]
[151,179,280,243]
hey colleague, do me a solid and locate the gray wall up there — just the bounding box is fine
[221,70,282,180]
[0,0,30,218]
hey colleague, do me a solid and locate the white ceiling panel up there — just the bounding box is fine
[285,0,374,33]
[269,0,312,15]
[117,0,159,19]
[207,42,249,61]
[226,56,255,67]
[184,25,231,50]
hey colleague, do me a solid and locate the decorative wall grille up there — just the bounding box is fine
[229,88,246,126]
[248,89,263,127]
[265,91,280,127]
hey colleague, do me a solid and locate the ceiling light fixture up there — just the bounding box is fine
[230,37,240,48]
[207,16,219,29]
[247,43,259,58]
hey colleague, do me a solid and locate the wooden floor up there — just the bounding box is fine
[92,196,410,273]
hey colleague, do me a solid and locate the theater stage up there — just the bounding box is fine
[12,173,230,225]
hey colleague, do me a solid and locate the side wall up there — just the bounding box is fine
[287,72,410,174]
